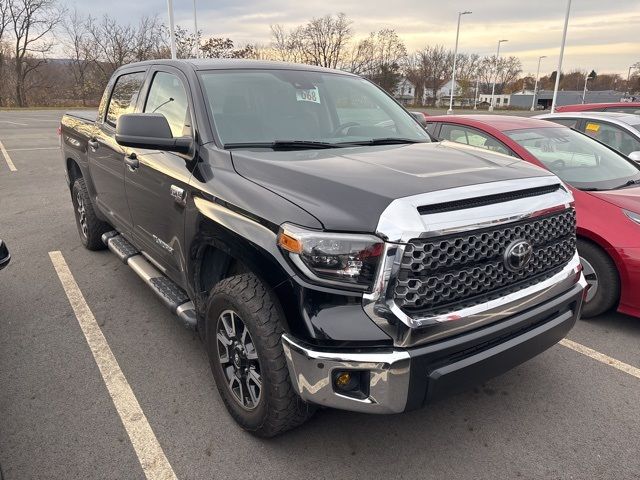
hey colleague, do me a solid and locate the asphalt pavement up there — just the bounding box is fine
[1,109,639,480]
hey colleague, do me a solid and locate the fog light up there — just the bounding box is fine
[335,372,353,389]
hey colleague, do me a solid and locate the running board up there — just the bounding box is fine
[102,231,197,329]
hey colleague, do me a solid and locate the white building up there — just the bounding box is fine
[478,94,511,108]
[393,78,416,105]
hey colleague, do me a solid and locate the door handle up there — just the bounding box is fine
[88,138,99,150]
[125,152,139,170]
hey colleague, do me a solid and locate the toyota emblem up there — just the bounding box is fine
[504,239,533,272]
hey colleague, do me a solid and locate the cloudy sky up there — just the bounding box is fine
[68,0,640,75]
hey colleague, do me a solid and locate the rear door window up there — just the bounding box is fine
[105,72,146,127]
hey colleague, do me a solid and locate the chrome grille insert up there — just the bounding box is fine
[394,209,576,316]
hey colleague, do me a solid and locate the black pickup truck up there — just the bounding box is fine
[60,59,587,437]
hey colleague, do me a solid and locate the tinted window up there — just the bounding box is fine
[583,120,640,156]
[505,127,640,190]
[198,70,430,146]
[548,118,578,129]
[106,72,145,127]
[439,124,511,155]
[144,72,191,137]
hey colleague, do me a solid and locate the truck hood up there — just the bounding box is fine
[231,141,553,232]
[587,185,640,213]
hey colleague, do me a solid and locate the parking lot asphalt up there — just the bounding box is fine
[1,109,639,480]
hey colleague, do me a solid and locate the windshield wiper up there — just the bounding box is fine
[613,178,640,189]
[224,140,343,150]
[339,137,426,146]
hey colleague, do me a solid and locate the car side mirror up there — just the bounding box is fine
[628,151,640,163]
[409,111,428,127]
[115,113,192,154]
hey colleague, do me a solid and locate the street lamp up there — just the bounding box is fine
[530,55,546,111]
[551,0,572,113]
[488,39,508,112]
[167,0,177,59]
[193,0,200,59]
[448,11,472,115]
[473,77,480,110]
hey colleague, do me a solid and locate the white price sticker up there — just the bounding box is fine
[296,87,321,104]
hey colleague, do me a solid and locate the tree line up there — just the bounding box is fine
[0,4,638,108]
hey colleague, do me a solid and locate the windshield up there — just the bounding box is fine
[198,69,430,148]
[505,127,640,190]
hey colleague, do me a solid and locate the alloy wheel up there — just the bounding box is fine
[76,191,88,238]
[216,310,262,410]
[581,256,598,303]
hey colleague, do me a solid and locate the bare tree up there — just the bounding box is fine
[8,0,62,106]
[416,45,453,105]
[63,9,93,106]
[0,0,11,105]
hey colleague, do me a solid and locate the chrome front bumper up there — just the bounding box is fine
[282,273,586,414]
[281,335,412,414]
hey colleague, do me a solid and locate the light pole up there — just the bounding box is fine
[530,55,546,111]
[448,11,472,115]
[551,0,572,113]
[627,66,636,96]
[473,77,480,110]
[582,73,591,104]
[193,0,200,58]
[488,39,508,112]
[167,0,177,59]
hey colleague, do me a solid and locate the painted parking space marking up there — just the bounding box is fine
[0,140,17,172]
[560,338,640,379]
[6,146,60,152]
[0,120,28,126]
[49,251,178,480]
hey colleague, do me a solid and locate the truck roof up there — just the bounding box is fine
[118,58,356,75]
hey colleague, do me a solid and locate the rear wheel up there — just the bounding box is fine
[577,239,620,318]
[71,177,110,250]
[205,273,315,437]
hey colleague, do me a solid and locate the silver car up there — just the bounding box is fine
[535,111,640,162]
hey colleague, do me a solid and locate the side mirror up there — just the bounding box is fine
[115,113,192,154]
[410,111,428,127]
[628,151,640,163]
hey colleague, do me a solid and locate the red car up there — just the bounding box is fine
[426,115,640,319]
[555,102,640,115]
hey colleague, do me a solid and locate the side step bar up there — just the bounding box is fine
[102,231,197,329]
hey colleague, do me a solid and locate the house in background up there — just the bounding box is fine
[393,78,416,105]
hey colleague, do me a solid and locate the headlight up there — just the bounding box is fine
[624,209,640,225]
[277,223,383,290]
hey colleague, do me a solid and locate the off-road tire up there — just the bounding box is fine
[578,239,620,318]
[71,177,110,251]
[205,273,315,437]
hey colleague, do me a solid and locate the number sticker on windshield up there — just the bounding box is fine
[296,87,320,104]
[586,122,600,133]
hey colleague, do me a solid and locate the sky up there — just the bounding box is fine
[66,0,640,76]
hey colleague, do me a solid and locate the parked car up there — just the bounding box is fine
[535,112,640,162]
[0,239,9,270]
[555,102,640,115]
[426,114,640,319]
[60,59,586,436]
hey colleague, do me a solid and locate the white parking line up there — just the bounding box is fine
[0,120,28,126]
[49,251,178,480]
[6,146,59,152]
[0,140,17,172]
[560,338,640,379]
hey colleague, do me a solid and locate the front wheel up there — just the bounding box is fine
[205,274,315,437]
[578,239,620,318]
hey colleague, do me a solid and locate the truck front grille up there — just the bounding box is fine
[394,209,576,316]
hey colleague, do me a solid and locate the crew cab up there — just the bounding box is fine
[60,59,586,437]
